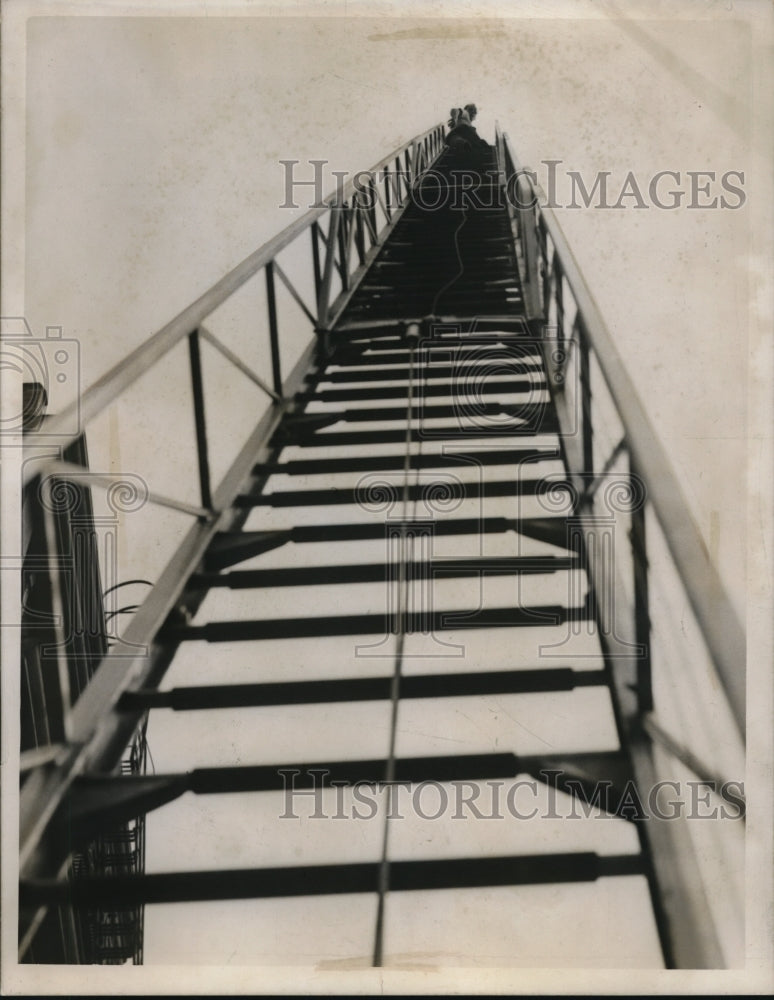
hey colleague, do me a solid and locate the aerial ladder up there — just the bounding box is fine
[18,122,745,968]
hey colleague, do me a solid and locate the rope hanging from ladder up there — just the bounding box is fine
[373,197,470,963]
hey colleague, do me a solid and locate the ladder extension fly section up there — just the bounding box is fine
[19,124,745,968]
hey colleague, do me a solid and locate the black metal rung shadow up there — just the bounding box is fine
[279,401,549,426]
[104,753,522,798]
[320,344,534,360]
[238,477,573,509]
[330,335,533,354]
[347,288,523,303]
[360,276,521,288]
[380,266,519,275]
[254,446,559,477]
[309,362,545,383]
[359,289,521,299]
[121,666,605,711]
[54,750,635,842]
[344,303,524,323]
[275,423,559,448]
[21,853,646,907]
[334,321,534,343]
[191,554,579,589]
[162,604,589,643]
[294,378,545,403]
[51,754,523,843]
[202,517,579,567]
[386,227,513,242]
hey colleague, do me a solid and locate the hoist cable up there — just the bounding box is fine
[372,326,418,967]
[373,183,472,967]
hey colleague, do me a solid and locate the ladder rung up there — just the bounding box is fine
[337,317,531,339]
[295,378,544,402]
[310,362,545,383]
[56,754,523,836]
[163,604,588,643]
[359,281,521,295]
[204,517,574,573]
[281,401,550,425]
[336,322,530,339]
[121,667,605,711]
[347,301,524,318]
[332,336,529,354]
[345,309,526,327]
[70,753,522,809]
[356,259,517,270]
[239,477,573,509]
[191,555,579,589]
[255,446,558,477]
[275,423,559,447]
[210,516,575,548]
[22,853,645,907]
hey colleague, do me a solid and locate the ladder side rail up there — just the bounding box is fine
[497,128,744,969]
[495,122,542,321]
[498,128,744,738]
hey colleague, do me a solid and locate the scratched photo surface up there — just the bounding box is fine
[2,1,771,996]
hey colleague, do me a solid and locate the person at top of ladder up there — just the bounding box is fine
[444,107,489,154]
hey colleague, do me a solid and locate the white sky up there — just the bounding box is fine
[18,4,764,610]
